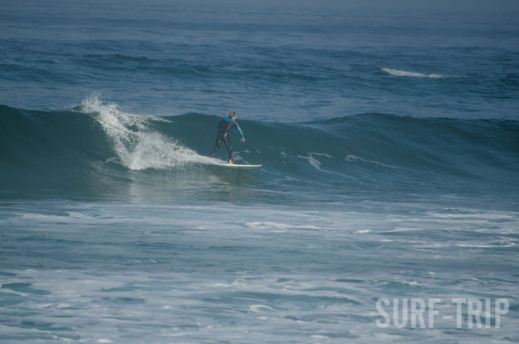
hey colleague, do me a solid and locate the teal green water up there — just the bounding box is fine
[1,103,517,207]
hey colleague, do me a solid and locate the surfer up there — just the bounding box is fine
[210,111,245,165]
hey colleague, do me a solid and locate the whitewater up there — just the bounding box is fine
[82,96,221,170]
[1,0,518,343]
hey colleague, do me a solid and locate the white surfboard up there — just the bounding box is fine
[222,164,262,169]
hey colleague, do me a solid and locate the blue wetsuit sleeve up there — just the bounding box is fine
[235,122,244,138]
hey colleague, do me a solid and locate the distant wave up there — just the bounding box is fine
[382,68,449,78]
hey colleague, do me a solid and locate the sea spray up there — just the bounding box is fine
[81,96,221,170]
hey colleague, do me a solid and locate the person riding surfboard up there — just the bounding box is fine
[210,111,245,165]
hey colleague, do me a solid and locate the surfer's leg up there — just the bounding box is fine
[211,137,222,157]
[223,134,232,161]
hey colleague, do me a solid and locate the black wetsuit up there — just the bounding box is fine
[210,118,244,161]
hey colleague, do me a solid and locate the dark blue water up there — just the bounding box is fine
[1,1,518,343]
[2,0,519,120]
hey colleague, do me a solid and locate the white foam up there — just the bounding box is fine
[249,304,274,312]
[81,95,222,170]
[246,221,331,231]
[345,155,401,169]
[297,152,357,180]
[382,68,449,78]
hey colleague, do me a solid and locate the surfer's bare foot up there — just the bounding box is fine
[228,160,234,165]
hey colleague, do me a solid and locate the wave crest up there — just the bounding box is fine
[382,68,449,78]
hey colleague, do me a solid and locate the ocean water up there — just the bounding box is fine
[1,0,519,343]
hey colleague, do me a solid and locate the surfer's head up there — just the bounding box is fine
[228,111,237,120]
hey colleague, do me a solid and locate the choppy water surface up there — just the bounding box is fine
[1,0,518,342]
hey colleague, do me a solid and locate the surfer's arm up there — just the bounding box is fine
[235,122,244,139]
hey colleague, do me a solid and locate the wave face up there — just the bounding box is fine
[1,99,518,205]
